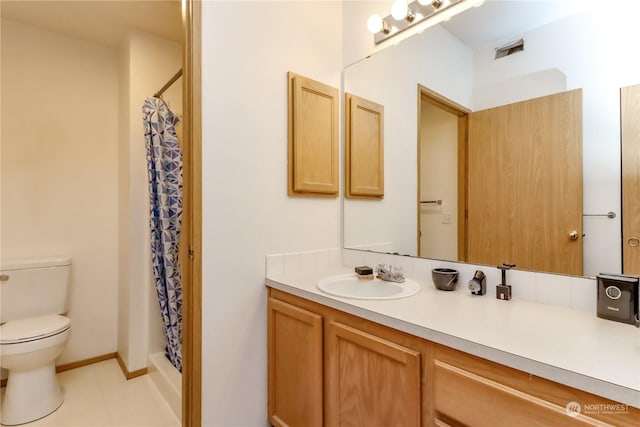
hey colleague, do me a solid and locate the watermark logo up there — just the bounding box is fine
[565,401,581,417]
[565,401,629,417]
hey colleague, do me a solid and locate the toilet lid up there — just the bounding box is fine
[0,315,70,344]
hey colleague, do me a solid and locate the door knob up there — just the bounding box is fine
[629,237,640,247]
[568,230,579,240]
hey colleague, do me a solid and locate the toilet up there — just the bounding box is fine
[0,257,72,426]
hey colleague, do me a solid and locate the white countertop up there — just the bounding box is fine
[266,268,640,409]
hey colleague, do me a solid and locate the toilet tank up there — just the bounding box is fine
[0,257,72,324]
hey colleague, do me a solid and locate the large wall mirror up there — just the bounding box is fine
[343,0,640,278]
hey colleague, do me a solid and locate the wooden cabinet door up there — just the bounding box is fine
[467,89,583,275]
[326,321,421,427]
[288,72,339,196]
[268,297,323,427]
[621,84,640,275]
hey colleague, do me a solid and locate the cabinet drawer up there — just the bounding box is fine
[434,359,612,427]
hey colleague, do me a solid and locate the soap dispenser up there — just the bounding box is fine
[468,270,486,296]
[496,264,516,300]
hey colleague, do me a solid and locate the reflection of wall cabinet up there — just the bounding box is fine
[267,288,640,427]
[345,93,384,198]
[288,72,339,197]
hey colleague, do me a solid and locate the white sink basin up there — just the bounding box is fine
[317,273,421,300]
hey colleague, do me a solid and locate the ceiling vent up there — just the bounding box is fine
[495,38,525,59]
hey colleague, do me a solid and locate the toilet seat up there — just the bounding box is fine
[0,315,70,344]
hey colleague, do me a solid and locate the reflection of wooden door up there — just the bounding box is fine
[621,85,640,275]
[467,90,583,275]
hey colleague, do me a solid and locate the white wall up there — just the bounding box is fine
[118,31,182,371]
[343,20,473,255]
[1,19,119,364]
[201,1,342,425]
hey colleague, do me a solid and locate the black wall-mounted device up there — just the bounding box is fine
[596,273,639,327]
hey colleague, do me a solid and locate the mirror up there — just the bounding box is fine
[343,0,640,277]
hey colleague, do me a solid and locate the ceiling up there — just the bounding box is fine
[1,0,182,48]
[442,0,595,49]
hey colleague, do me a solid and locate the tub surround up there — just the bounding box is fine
[148,351,181,421]
[266,253,640,409]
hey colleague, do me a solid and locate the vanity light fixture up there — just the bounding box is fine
[368,0,485,44]
[391,0,415,22]
[367,14,391,35]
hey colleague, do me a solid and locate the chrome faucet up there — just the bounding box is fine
[376,264,405,283]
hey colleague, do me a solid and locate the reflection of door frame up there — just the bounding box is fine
[621,84,640,275]
[417,85,470,260]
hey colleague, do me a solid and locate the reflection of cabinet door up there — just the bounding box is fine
[326,321,421,427]
[345,93,384,198]
[268,298,323,427]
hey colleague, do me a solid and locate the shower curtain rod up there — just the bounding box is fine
[154,69,183,98]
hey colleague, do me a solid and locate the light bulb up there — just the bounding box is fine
[391,0,409,21]
[367,14,384,33]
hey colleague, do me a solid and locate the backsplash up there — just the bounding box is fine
[265,248,597,313]
[266,248,342,278]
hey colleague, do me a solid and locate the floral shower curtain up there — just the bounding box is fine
[143,97,183,372]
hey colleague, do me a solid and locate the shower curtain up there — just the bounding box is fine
[143,97,183,372]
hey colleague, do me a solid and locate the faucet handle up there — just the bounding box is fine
[390,265,403,278]
[376,264,389,273]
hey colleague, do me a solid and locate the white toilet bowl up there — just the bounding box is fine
[0,315,71,426]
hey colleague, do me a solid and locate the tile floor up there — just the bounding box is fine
[1,359,179,427]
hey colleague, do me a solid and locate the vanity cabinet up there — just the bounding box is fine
[267,297,323,427]
[326,321,421,426]
[267,288,640,427]
[268,288,430,426]
[431,345,640,427]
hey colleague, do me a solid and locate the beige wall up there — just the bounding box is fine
[1,18,181,371]
[1,19,119,363]
[200,1,343,424]
[118,30,182,372]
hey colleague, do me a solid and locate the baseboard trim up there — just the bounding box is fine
[1,352,119,388]
[56,352,118,373]
[116,353,148,380]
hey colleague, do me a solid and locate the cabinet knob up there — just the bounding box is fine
[628,237,640,247]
